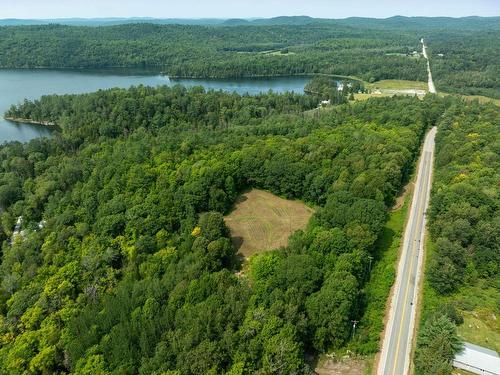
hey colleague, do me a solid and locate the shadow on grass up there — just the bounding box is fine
[231,236,244,251]
[372,227,396,263]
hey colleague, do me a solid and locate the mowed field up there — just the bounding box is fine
[224,189,314,257]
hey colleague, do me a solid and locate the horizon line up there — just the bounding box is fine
[1,14,499,21]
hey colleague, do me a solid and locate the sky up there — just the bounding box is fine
[1,0,499,19]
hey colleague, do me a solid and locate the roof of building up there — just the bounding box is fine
[454,342,500,375]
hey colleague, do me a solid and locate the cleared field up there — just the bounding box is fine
[439,92,500,106]
[224,189,314,257]
[354,93,394,101]
[458,311,500,353]
[367,79,428,90]
[353,80,427,101]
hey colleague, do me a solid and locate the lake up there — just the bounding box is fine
[0,69,311,144]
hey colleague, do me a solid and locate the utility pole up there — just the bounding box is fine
[351,320,358,340]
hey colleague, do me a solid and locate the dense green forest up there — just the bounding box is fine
[1,18,498,97]
[0,84,452,373]
[415,100,499,374]
[0,23,426,83]
[428,102,499,293]
[427,32,500,98]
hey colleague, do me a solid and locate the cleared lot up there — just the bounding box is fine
[224,189,314,257]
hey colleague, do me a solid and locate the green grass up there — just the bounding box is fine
[265,50,296,56]
[363,356,375,375]
[454,282,500,352]
[367,80,428,90]
[353,93,395,101]
[438,92,500,106]
[419,236,441,323]
[353,80,428,101]
[453,370,476,375]
[459,312,500,352]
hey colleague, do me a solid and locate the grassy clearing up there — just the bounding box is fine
[266,50,296,56]
[367,80,428,90]
[459,311,500,352]
[454,282,500,352]
[236,50,296,56]
[353,93,394,101]
[354,80,427,101]
[356,82,499,106]
[224,189,314,257]
[438,92,500,106]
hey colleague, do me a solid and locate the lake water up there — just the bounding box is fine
[0,69,311,144]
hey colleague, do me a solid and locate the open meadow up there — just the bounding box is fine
[224,189,314,257]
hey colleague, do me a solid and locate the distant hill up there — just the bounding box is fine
[235,16,319,26]
[0,17,228,26]
[1,15,499,30]
[0,18,49,26]
[222,19,251,26]
[336,16,500,30]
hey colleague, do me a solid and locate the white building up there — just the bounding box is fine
[453,342,500,375]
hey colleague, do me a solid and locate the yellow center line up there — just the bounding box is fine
[390,154,428,375]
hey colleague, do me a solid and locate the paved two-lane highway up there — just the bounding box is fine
[421,39,437,94]
[378,126,437,375]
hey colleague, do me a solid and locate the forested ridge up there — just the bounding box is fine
[0,18,498,97]
[0,84,453,373]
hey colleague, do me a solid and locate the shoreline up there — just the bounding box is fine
[0,66,361,82]
[4,117,57,127]
[166,72,364,82]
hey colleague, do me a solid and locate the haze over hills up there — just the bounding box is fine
[1,15,499,29]
[0,17,229,26]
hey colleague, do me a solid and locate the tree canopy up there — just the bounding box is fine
[0,84,489,373]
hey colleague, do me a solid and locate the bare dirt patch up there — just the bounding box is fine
[224,189,314,257]
[315,357,366,375]
[391,181,414,211]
